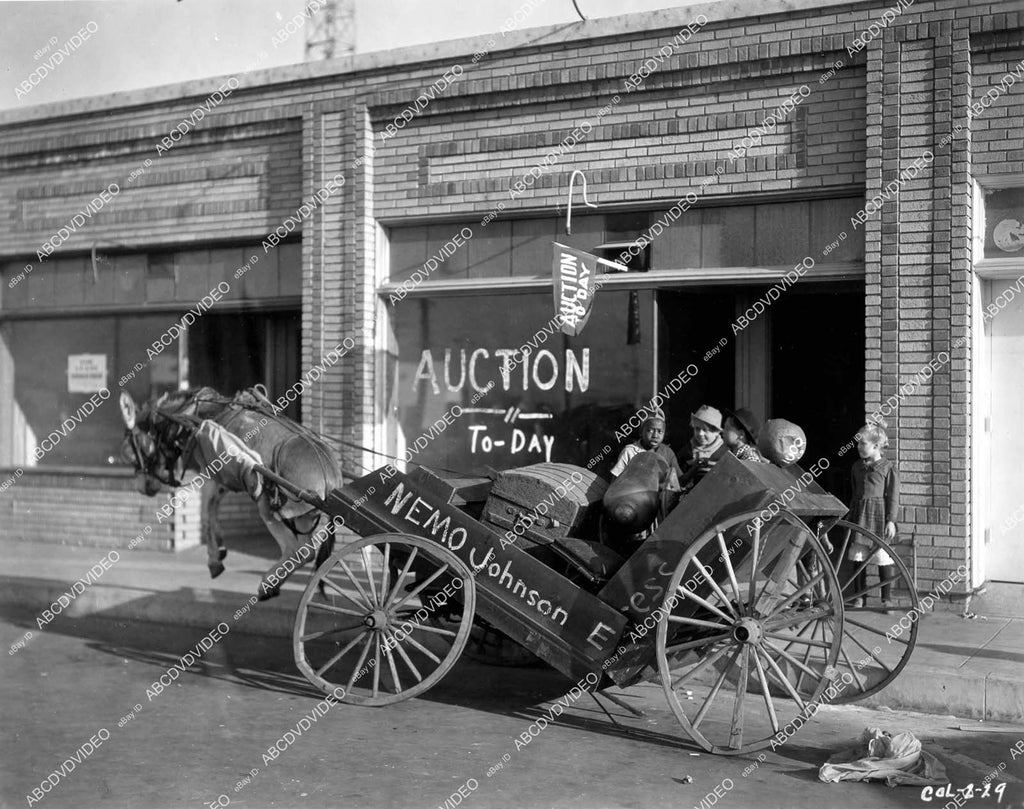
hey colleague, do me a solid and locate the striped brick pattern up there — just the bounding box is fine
[0,473,176,551]
[215,493,270,542]
[971,39,1024,175]
[375,68,862,215]
[0,120,303,255]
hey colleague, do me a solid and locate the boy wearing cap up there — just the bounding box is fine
[679,405,730,491]
[610,414,682,479]
[723,407,768,464]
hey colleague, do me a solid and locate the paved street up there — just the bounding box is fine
[3,606,1023,809]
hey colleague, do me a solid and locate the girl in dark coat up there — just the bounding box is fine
[847,419,900,608]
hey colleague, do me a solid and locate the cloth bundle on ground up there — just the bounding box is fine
[818,727,947,787]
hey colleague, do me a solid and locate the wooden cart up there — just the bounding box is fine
[276,453,918,755]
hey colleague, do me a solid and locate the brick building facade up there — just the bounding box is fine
[0,0,1021,595]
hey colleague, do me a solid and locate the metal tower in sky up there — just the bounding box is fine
[305,0,356,60]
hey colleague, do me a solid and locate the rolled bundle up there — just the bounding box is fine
[603,452,667,533]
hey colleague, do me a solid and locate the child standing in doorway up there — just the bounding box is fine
[847,419,900,608]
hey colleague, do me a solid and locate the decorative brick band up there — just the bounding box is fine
[367,49,851,133]
[968,11,1023,35]
[0,117,302,171]
[417,108,806,198]
[16,159,268,201]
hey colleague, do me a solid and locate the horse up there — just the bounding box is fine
[118,386,343,600]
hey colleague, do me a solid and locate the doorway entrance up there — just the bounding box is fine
[657,284,863,498]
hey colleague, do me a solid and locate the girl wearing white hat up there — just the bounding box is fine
[679,405,729,492]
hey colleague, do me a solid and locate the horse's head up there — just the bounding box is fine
[118,391,191,497]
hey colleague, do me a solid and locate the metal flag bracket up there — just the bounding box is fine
[565,170,598,235]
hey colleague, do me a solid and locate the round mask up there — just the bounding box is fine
[758,419,806,467]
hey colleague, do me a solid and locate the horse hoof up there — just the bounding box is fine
[208,562,225,579]
[218,548,228,561]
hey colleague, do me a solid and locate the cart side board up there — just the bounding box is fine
[323,468,629,682]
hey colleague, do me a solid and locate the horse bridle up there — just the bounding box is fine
[125,406,196,489]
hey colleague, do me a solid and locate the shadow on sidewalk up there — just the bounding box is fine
[2,599,319,696]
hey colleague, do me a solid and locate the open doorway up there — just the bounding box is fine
[657,283,863,498]
[770,283,864,500]
[657,289,736,459]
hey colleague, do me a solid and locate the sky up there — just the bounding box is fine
[0,0,688,113]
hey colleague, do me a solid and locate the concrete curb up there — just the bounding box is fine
[842,666,1024,724]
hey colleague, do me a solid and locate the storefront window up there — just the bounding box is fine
[386,198,864,281]
[4,315,174,466]
[2,310,300,468]
[0,241,302,468]
[391,290,654,477]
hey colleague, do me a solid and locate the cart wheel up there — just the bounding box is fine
[293,533,476,706]
[656,508,844,755]
[811,519,919,702]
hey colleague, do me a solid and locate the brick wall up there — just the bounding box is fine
[216,492,271,542]
[0,114,304,256]
[0,470,177,551]
[971,33,1024,176]
[0,0,1021,595]
[0,470,275,552]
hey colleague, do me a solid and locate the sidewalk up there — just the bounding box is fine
[2,536,1022,722]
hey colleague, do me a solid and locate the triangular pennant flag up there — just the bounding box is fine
[552,242,602,336]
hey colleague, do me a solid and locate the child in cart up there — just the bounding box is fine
[723,407,768,463]
[604,413,682,548]
[610,413,681,480]
[679,405,730,493]
[847,419,900,609]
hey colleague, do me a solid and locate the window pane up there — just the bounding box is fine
[510,218,556,277]
[392,289,654,477]
[755,201,809,265]
[4,309,300,467]
[7,316,171,467]
[701,206,755,267]
[985,188,1024,259]
[467,220,512,278]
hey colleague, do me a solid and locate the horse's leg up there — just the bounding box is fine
[254,497,313,600]
[202,483,227,578]
[211,485,228,560]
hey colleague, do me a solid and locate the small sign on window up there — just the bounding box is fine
[68,354,108,393]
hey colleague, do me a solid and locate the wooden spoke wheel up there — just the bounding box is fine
[811,519,920,702]
[656,509,844,755]
[293,533,476,706]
